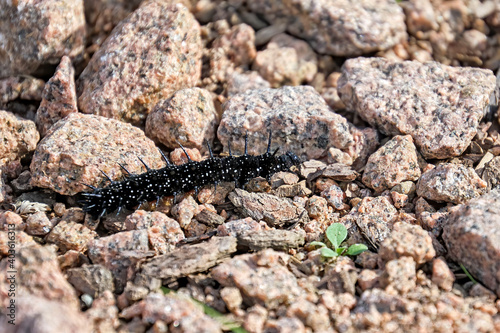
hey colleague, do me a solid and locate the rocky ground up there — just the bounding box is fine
[1,0,500,332]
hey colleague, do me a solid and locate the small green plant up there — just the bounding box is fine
[310,223,368,259]
[459,263,477,284]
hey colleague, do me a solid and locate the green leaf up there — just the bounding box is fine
[320,247,338,258]
[309,241,327,248]
[336,247,347,256]
[326,223,348,249]
[460,263,477,284]
[161,286,172,294]
[346,244,368,256]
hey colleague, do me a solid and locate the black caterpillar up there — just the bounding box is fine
[80,132,301,219]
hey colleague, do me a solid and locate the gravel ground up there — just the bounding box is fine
[1,0,500,332]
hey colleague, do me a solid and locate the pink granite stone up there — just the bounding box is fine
[30,113,164,196]
[145,88,218,153]
[35,56,78,137]
[416,163,487,204]
[338,58,497,159]
[0,0,85,77]
[247,0,407,56]
[77,2,202,125]
[362,135,421,193]
[0,110,39,162]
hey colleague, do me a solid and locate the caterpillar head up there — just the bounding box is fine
[275,151,302,173]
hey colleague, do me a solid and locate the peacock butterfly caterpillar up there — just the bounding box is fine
[80,132,301,219]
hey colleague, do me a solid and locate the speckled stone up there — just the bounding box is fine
[84,0,143,47]
[0,0,85,78]
[87,230,152,292]
[442,188,500,297]
[378,222,436,266]
[217,217,266,237]
[35,56,78,137]
[0,76,45,106]
[416,163,487,204]
[362,135,421,193]
[253,33,317,87]
[380,256,417,295]
[338,58,497,159]
[145,88,218,153]
[45,221,97,252]
[211,23,256,68]
[124,210,184,255]
[211,249,304,309]
[77,2,202,125]
[218,86,354,160]
[247,0,407,56]
[0,110,39,161]
[229,188,308,228]
[0,296,92,333]
[0,245,80,309]
[226,71,271,97]
[120,293,222,333]
[30,113,164,196]
[340,196,398,249]
[431,257,455,292]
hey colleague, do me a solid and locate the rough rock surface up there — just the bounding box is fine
[0,245,80,309]
[87,230,153,292]
[340,196,398,249]
[0,76,45,112]
[338,57,497,159]
[140,236,237,280]
[77,2,202,125]
[226,71,271,97]
[247,0,407,56]
[30,113,164,196]
[416,163,487,204]
[67,264,114,297]
[0,0,86,78]
[229,188,308,227]
[211,249,304,309]
[218,86,354,160]
[253,33,317,87]
[237,229,305,251]
[124,210,184,255]
[0,296,92,333]
[35,56,78,137]
[0,110,39,162]
[378,222,436,266]
[362,135,421,193]
[120,293,222,333]
[146,87,218,152]
[45,221,97,252]
[442,188,500,297]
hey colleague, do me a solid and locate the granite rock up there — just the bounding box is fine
[247,0,407,56]
[120,293,222,333]
[218,86,354,160]
[0,0,85,78]
[253,33,317,87]
[35,56,78,137]
[378,222,436,266]
[417,163,487,204]
[211,249,304,309]
[338,57,497,159]
[77,2,202,125]
[0,110,39,162]
[30,113,164,196]
[146,88,218,153]
[362,135,421,193]
[442,188,500,297]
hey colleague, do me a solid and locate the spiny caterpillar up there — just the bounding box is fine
[80,132,301,219]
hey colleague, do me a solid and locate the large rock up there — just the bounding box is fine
[77,2,202,125]
[442,188,500,297]
[338,57,497,159]
[0,0,85,78]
